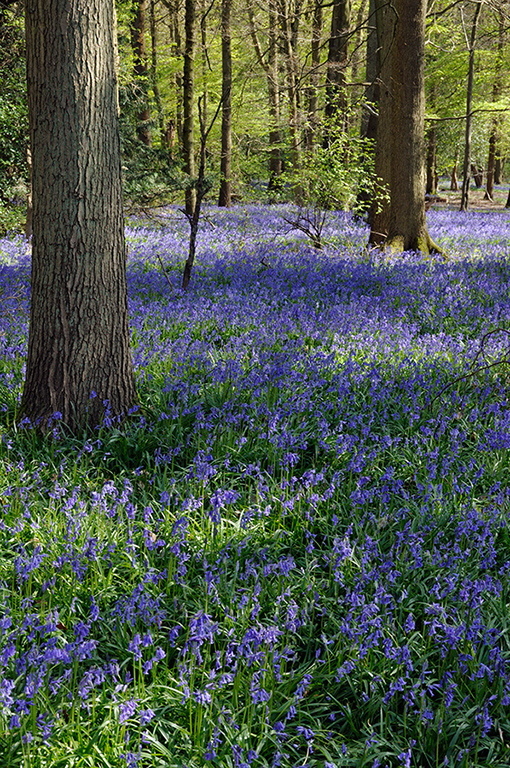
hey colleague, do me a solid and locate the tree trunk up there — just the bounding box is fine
[486,126,497,200]
[485,8,504,202]
[304,0,322,152]
[199,0,208,126]
[277,0,301,175]
[150,0,167,146]
[494,155,502,185]
[324,0,350,145]
[471,163,482,188]
[451,161,459,191]
[169,0,184,150]
[131,0,152,145]
[267,0,282,184]
[360,0,378,141]
[247,0,282,184]
[425,83,437,196]
[368,0,394,244]
[355,0,378,216]
[460,1,483,212]
[426,126,437,195]
[183,0,196,215]
[23,0,137,431]
[384,0,440,254]
[218,0,232,206]
[350,0,367,120]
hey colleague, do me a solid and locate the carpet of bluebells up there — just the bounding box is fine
[0,205,510,767]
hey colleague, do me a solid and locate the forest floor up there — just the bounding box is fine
[1,208,510,767]
[434,183,509,211]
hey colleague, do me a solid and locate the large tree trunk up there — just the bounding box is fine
[384,0,440,253]
[23,0,137,431]
[218,0,232,206]
[323,0,350,145]
[183,0,196,215]
[131,0,152,145]
[460,1,483,212]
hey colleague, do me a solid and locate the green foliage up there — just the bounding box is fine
[0,96,27,196]
[0,5,28,234]
[288,132,381,214]
[118,82,185,207]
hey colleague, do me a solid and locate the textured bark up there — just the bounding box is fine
[23,0,137,430]
[324,0,350,144]
[383,0,440,254]
[131,0,152,145]
[218,0,232,206]
[183,0,196,215]
[460,1,483,212]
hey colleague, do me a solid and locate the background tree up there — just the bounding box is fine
[130,0,152,145]
[277,0,302,174]
[304,0,323,152]
[485,4,504,201]
[218,0,232,206]
[460,0,483,212]
[247,0,282,183]
[22,0,137,430]
[183,0,196,214]
[323,0,350,144]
